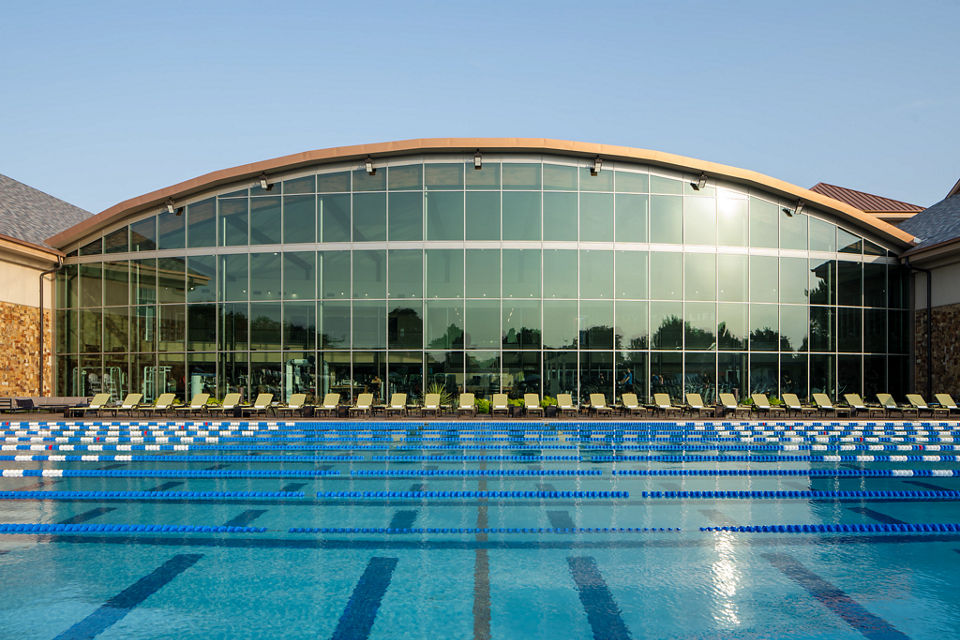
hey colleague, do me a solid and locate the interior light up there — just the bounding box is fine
[474,150,482,170]
[591,156,602,176]
[365,156,376,175]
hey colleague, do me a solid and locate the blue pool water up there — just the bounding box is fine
[1,418,959,639]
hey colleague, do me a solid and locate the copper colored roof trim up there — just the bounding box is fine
[809,182,923,214]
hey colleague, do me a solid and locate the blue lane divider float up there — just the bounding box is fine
[641,490,960,500]
[612,469,960,477]
[316,490,628,499]
[350,469,601,477]
[0,523,266,534]
[371,455,582,462]
[590,454,960,463]
[0,454,361,463]
[0,490,305,501]
[700,523,960,534]
[0,469,340,478]
[289,526,678,534]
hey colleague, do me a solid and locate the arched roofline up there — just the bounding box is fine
[46,138,916,248]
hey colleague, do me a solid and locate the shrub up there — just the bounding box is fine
[542,396,558,407]
[475,398,491,414]
[508,398,524,407]
[425,382,454,407]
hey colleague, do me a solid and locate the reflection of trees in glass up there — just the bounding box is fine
[388,307,422,348]
[503,327,542,349]
[652,315,682,349]
[749,327,778,351]
[615,333,648,350]
[717,322,744,350]
[428,324,464,349]
[580,325,614,349]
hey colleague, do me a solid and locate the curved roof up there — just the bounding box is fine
[45,138,916,249]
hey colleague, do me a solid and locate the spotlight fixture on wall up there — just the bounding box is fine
[591,156,602,176]
[165,198,175,215]
[259,172,273,191]
[795,200,806,216]
[175,207,184,217]
[693,173,707,191]
[474,150,482,170]
[365,156,376,175]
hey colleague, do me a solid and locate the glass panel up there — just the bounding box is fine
[649,196,681,244]
[219,303,247,351]
[651,302,682,349]
[780,257,808,304]
[780,305,807,353]
[716,352,747,401]
[750,353,778,396]
[319,194,351,242]
[249,302,282,350]
[249,197,281,245]
[249,252,282,300]
[650,253,681,299]
[103,307,127,353]
[319,301,350,349]
[249,352,282,399]
[502,300,541,349]
[780,209,807,250]
[353,192,386,242]
[888,267,907,308]
[578,352,612,401]
[544,352,577,402]
[502,192,540,240]
[838,228,862,254]
[387,351,423,404]
[580,193,614,241]
[615,194,647,243]
[718,303,747,350]
[502,351,541,399]
[684,197,716,245]
[717,254,747,302]
[750,304,778,351]
[465,162,500,189]
[425,163,463,190]
[684,253,715,301]
[543,164,577,190]
[543,250,578,299]
[465,250,499,298]
[155,209,185,250]
[283,195,316,243]
[863,240,885,257]
[186,303,216,352]
[388,191,422,241]
[889,310,907,354]
[425,351,463,396]
[809,259,836,305]
[352,351,386,404]
[581,166,613,192]
[864,355,885,399]
[319,251,349,299]
[283,251,315,300]
[863,263,886,307]
[102,355,129,401]
[219,352,248,400]
[465,191,500,241]
[134,305,156,352]
[502,250,540,298]
[543,192,577,241]
[103,262,128,307]
[650,175,682,194]
[157,352,186,399]
[888,356,907,398]
[425,301,463,348]
[352,167,385,191]
[157,258,186,304]
[615,251,647,300]
[684,302,716,350]
[352,250,386,299]
[388,250,423,299]
[319,351,352,402]
[79,263,102,307]
[388,165,422,191]
[543,300,578,349]
[781,353,808,400]
[685,352,716,404]
[502,163,540,190]
[283,352,314,402]
[186,256,216,304]
[130,216,156,251]
[465,300,500,349]
[186,198,216,248]
[283,175,315,194]
[838,307,861,352]
[158,304,185,352]
[810,306,835,351]
[615,171,648,194]
[283,301,316,351]
[615,300,648,350]
[426,250,464,298]
[749,197,778,248]
[837,261,862,306]
[104,227,128,254]
[616,351,647,401]
[809,217,837,252]
[318,172,350,193]
[465,351,499,399]
[131,354,156,401]
[579,301,613,349]
[717,192,747,246]
[352,301,386,349]
[579,250,612,299]
[838,355,861,396]
[219,197,248,246]
[864,309,885,353]
[651,352,682,400]
[750,256,778,303]
[388,302,422,349]
[426,191,464,241]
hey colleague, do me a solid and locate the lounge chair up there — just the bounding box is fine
[620,393,647,417]
[384,393,408,417]
[524,393,544,417]
[718,393,751,418]
[457,393,476,417]
[420,393,442,417]
[876,393,912,418]
[208,393,243,417]
[174,393,210,416]
[906,394,948,417]
[812,393,850,418]
[275,393,309,418]
[589,393,612,417]
[685,393,715,417]
[348,393,374,417]
[241,393,274,417]
[935,394,960,416]
[139,393,178,417]
[653,393,682,417]
[102,393,143,417]
[843,393,884,418]
[66,393,112,418]
[491,393,510,417]
[314,393,341,417]
[781,393,816,418]
[556,393,578,417]
[751,393,785,416]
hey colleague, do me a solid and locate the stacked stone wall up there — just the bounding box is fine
[0,300,52,396]
[914,302,960,398]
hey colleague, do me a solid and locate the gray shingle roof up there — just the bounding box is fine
[0,173,92,246]
[899,195,960,251]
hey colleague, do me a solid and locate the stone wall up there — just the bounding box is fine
[914,302,960,398]
[0,300,52,396]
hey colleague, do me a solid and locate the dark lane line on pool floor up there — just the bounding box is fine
[222,510,268,528]
[847,507,907,526]
[329,556,398,640]
[387,510,417,530]
[146,481,184,492]
[904,480,951,492]
[567,557,632,640]
[280,482,307,492]
[762,553,909,640]
[474,472,491,640]
[536,483,557,492]
[698,509,740,527]
[52,553,203,640]
[58,507,116,525]
[548,511,576,529]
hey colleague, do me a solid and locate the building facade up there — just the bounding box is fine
[47,139,916,405]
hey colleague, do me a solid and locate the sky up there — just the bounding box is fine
[1,0,957,214]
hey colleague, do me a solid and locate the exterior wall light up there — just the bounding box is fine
[795,200,805,216]
[365,156,376,175]
[591,156,602,176]
[165,198,175,214]
[474,150,482,170]
[693,173,707,190]
[259,172,273,191]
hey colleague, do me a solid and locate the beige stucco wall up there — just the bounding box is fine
[0,256,53,308]
[913,261,960,309]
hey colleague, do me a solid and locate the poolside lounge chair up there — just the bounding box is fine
[66,393,112,418]
[139,393,178,417]
[751,393,785,416]
[906,394,948,417]
[685,393,715,418]
[313,393,341,417]
[420,393,442,417]
[876,393,912,418]
[102,393,143,417]
[843,393,884,418]
[935,394,960,416]
[556,394,578,417]
[491,394,510,417]
[241,393,274,417]
[174,393,210,416]
[275,393,309,417]
[384,393,408,417]
[349,393,374,417]
[653,393,682,417]
[620,393,647,417]
[589,393,612,417]
[457,393,476,417]
[718,393,751,418]
[207,393,243,417]
[781,393,816,418]
[523,394,544,418]
[812,393,850,418]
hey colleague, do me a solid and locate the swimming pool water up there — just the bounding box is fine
[0,418,958,639]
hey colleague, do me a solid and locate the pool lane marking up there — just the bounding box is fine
[202,463,231,470]
[548,511,576,529]
[698,509,740,527]
[146,481,184,492]
[846,507,907,526]
[408,483,425,491]
[53,553,203,640]
[904,480,950,491]
[387,510,417,530]
[762,553,909,640]
[473,470,491,640]
[329,557,398,640]
[58,507,116,525]
[566,557,632,640]
[281,482,308,492]
[222,510,268,528]
[537,483,557,492]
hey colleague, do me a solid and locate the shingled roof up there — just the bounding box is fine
[0,173,92,247]
[810,182,924,213]
[899,195,960,252]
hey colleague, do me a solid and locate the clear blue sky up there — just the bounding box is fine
[1,1,957,214]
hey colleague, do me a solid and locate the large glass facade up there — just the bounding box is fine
[56,155,909,404]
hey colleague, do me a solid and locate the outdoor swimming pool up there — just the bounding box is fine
[0,418,958,639]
